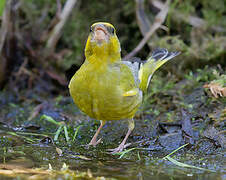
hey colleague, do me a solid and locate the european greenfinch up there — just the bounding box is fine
[69,22,180,153]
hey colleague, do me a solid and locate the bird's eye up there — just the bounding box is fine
[107,26,115,34]
[90,27,93,32]
[111,27,115,34]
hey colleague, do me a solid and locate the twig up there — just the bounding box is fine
[123,0,169,61]
[151,0,226,33]
[28,102,46,121]
[45,0,78,55]
[135,0,151,37]
[56,0,62,15]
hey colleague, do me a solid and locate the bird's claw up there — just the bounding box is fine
[107,143,131,154]
[88,138,102,147]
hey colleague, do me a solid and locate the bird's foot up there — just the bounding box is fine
[107,143,131,154]
[88,138,102,147]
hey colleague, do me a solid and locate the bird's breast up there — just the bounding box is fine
[69,63,140,120]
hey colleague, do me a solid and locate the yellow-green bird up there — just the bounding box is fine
[69,22,180,153]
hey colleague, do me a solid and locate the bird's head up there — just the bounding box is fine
[85,22,121,62]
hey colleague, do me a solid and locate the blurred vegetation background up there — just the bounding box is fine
[0,0,225,94]
[0,2,225,178]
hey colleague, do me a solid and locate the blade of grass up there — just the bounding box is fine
[137,151,141,161]
[54,125,63,141]
[113,147,137,159]
[23,137,37,143]
[7,131,19,137]
[165,156,215,172]
[63,125,69,142]
[72,125,82,141]
[112,147,150,158]
[3,147,6,163]
[163,143,189,159]
[15,132,49,137]
[7,132,37,143]
[163,143,216,172]
[41,114,61,126]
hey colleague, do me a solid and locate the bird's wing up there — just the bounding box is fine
[120,60,142,97]
[139,48,180,92]
[121,58,142,86]
[121,48,180,94]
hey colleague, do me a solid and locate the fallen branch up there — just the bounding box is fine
[45,0,78,55]
[123,0,169,60]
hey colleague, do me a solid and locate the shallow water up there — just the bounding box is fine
[0,133,225,180]
[0,73,225,179]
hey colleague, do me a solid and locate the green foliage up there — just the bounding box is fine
[41,114,70,142]
[210,70,226,86]
[62,0,138,68]
[0,0,5,17]
[20,0,59,35]
[157,0,226,69]
[19,0,139,70]
[201,0,226,26]
[1,0,225,90]
[141,65,223,121]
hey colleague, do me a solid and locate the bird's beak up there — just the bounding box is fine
[93,25,109,45]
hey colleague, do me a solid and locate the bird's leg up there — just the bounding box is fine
[88,120,105,146]
[108,119,134,154]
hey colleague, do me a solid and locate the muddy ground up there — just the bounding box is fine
[0,66,225,180]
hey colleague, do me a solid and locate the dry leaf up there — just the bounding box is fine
[203,83,226,98]
[56,147,63,156]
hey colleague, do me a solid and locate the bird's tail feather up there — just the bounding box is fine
[138,48,180,92]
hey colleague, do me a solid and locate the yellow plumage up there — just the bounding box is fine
[69,22,179,153]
